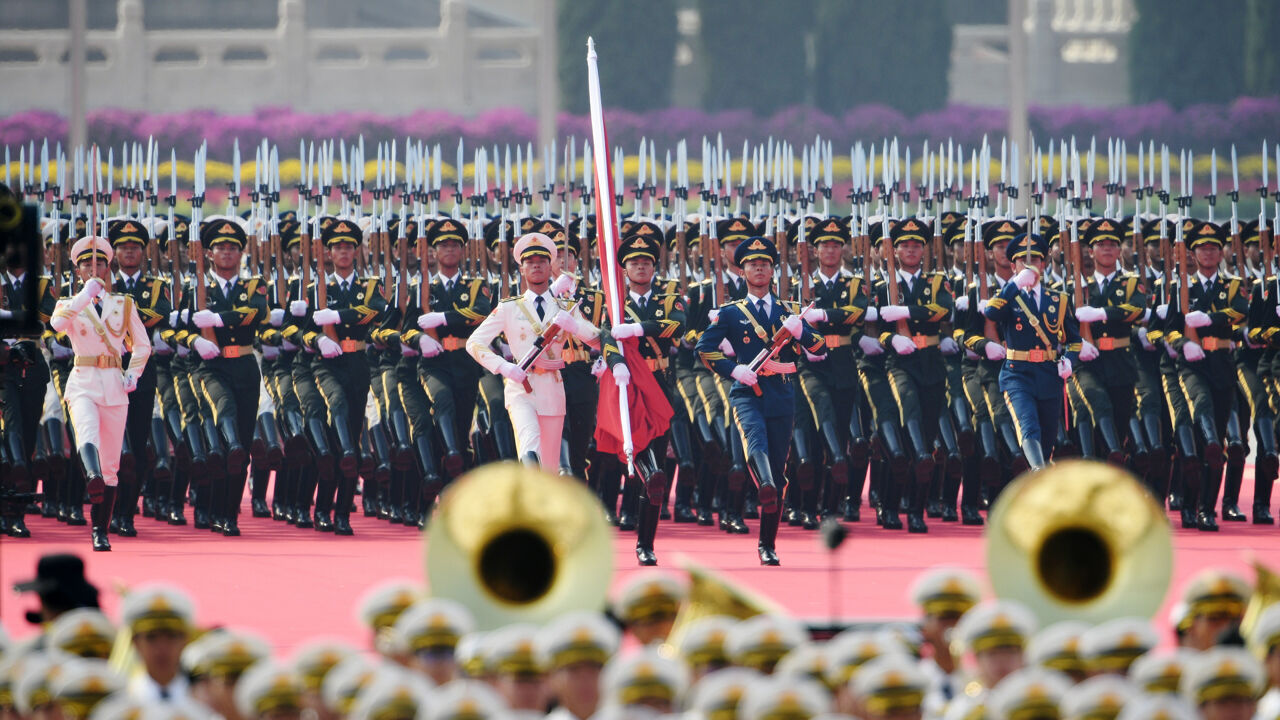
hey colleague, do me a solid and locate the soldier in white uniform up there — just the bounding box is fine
[466,233,601,470]
[48,236,151,551]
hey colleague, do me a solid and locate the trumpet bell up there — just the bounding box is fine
[986,459,1172,626]
[424,462,614,630]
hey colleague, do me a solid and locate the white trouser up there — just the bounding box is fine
[66,395,128,487]
[506,401,564,472]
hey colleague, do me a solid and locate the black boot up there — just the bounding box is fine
[202,419,226,479]
[635,502,659,566]
[282,408,311,463]
[330,414,360,479]
[595,453,621,525]
[1022,439,1047,471]
[184,423,208,478]
[115,479,138,537]
[222,464,247,536]
[634,448,668,508]
[820,420,849,492]
[845,436,869,521]
[414,435,444,500]
[1076,417,1097,459]
[942,455,962,522]
[1198,449,1224,532]
[92,485,116,551]
[758,507,781,566]
[1222,451,1247,522]
[306,418,336,481]
[5,428,31,492]
[617,482,637,531]
[998,421,1029,480]
[491,416,518,461]
[368,420,394,487]
[880,472,903,530]
[1142,413,1169,505]
[313,472,336,532]
[389,409,415,472]
[1254,468,1276,525]
[1128,416,1149,475]
[258,413,285,472]
[1254,415,1279,524]
[80,444,106,504]
[294,468,316,529]
[150,417,172,481]
[747,450,780,516]
[903,419,934,533]
[1172,425,1198,512]
[961,455,984,525]
[334,477,356,536]
[435,409,466,478]
[1097,416,1126,466]
[251,467,272,518]
[670,420,697,522]
[168,465,190,525]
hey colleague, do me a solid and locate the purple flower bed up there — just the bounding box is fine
[2,99,1275,160]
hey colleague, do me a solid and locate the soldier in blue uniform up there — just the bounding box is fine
[696,236,827,566]
[982,232,1082,469]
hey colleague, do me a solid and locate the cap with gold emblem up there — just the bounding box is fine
[233,662,305,720]
[985,667,1071,720]
[725,614,807,673]
[952,600,1037,656]
[717,218,757,245]
[784,215,822,246]
[909,568,983,618]
[1113,694,1197,720]
[430,218,469,247]
[356,581,420,634]
[347,666,435,720]
[320,218,362,247]
[890,217,931,246]
[851,654,928,720]
[983,219,1025,249]
[1060,675,1137,720]
[319,655,375,716]
[613,572,687,628]
[1249,603,1280,660]
[1179,570,1250,624]
[425,679,508,720]
[536,610,620,671]
[733,236,780,268]
[1007,233,1048,262]
[106,218,150,248]
[676,615,736,671]
[738,675,830,720]
[290,640,357,693]
[512,232,557,264]
[1128,649,1194,695]
[201,217,249,249]
[392,599,475,657]
[120,584,195,638]
[1180,646,1264,707]
[773,644,829,688]
[600,647,689,709]
[665,219,701,250]
[617,233,661,265]
[1187,220,1226,250]
[279,215,302,250]
[687,667,763,720]
[1079,618,1157,675]
[70,236,113,266]
[47,609,116,660]
[198,630,272,680]
[1240,218,1271,246]
[85,691,148,720]
[1083,218,1124,246]
[1025,622,1089,679]
[14,651,70,717]
[50,658,123,720]
[823,630,911,689]
[482,624,542,677]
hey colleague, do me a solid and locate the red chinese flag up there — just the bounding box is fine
[594,337,673,461]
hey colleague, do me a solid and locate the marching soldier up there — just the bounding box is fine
[1242,218,1278,524]
[875,217,955,533]
[1163,220,1248,531]
[294,218,388,535]
[696,235,827,565]
[465,232,602,469]
[982,232,1082,469]
[107,218,172,537]
[183,218,268,536]
[600,232,686,565]
[49,235,152,551]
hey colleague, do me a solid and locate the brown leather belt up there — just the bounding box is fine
[646,357,669,371]
[1096,336,1130,351]
[1005,348,1058,363]
[562,348,588,363]
[824,334,852,348]
[911,335,940,349]
[220,345,255,359]
[73,355,121,369]
[441,336,466,352]
[1201,337,1235,352]
[339,339,366,353]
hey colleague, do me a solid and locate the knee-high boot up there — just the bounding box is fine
[333,475,357,536]
[595,452,621,525]
[294,465,317,529]
[903,419,934,534]
[91,485,115,552]
[150,416,172,482]
[1128,416,1149,475]
[1254,416,1278,524]
[250,465,272,518]
[434,408,466,478]
[1141,413,1168,505]
[1096,415,1126,466]
[330,415,360,479]
[748,450,782,566]
[389,409,414,471]
[635,498,660,566]
[202,419,226,480]
[221,460,247,536]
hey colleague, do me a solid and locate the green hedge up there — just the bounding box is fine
[558,0,678,114]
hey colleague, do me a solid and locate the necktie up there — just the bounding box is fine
[126,278,135,293]
[225,281,234,298]
[535,295,545,321]
[756,299,767,319]
[14,278,22,293]
[159,688,170,701]
[637,295,646,311]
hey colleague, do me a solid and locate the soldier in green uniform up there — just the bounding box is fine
[1163,220,1249,531]
[1131,216,1171,505]
[182,218,267,536]
[294,218,387,535]
[874,217,955,533]
[473,217,520,463]
[1240,218,1278,524]
[106,218,172,537]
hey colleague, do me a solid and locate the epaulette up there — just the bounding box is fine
[499,296,520,303]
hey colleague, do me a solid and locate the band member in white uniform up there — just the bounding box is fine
[466,233,601,470]
[49,236,151,551]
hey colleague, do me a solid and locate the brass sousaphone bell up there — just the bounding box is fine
[986,459,1173,626]
[424,462,615,630]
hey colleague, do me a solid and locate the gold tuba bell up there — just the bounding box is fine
[985,459,1173,626]
[424,462,614,630]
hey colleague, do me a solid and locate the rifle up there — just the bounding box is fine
[1229,146,1245,279]
[1262,141,1273,299]
[744,300,817,397]
[1068,147,1092,346]
[514,300,583,393]
[1176,151,1198,346]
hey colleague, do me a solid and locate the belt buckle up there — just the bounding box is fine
[1098,337,1115,351]
[913,335,928,349]
[223,346,241,359]
[825,335,839,349]
[341,339,359,353]
[96,356,112,369]
[1205,337,1220,351]
[1029,349,1045,363]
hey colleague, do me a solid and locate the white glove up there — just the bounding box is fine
[122,373,138,393]
[1013,268,1039,289]
[719,338,737,357]
[1184,310,1211,328]
[552,309,578,334]
[864,306,879,322]
[418,311,447,330]
[151,329,171,355]
[879,305,910,322]
[400,343,420,357]
[978,299,989,314]
[419,335,443,358]
[282,339,298,352]
[549,273,576,297]
[1057,357,1073,379]
[591,356,607,378]
[802,308,827,323]
[168,310,180,326]
[1275,305,1280,319]
[193,337,220,360]
[1079,340,1099,362]
[985,343,1006,361]
[965,348,980,361]
[730,364,758,386]
[269,308,285,327]
[317,335,342,358]
[611,322,644,339]
[498,361,528,384]
[1183,341,1205,362]
[1075,306,1107,323]
[939,337,959,355]
[176,344,189,358]
[890,334,917,355]
[192,309,222,328]
[1166,343,1179,359]
[0,309,11,320]
[261,345,280,360]
[954,295,969,312]
[1138,328,1154,351]
[1156,304,1168,320]
[613,363,631,387]
[70,279,103,311]
[179,309,190,324]
[858,335,884,356]
[290,300,309,317]
[782,314,804,339]
[312,308,341,326]
[707,308,720,324]
[804,348,826,362]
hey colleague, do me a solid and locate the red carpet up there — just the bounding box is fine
[2,472,1277,654]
